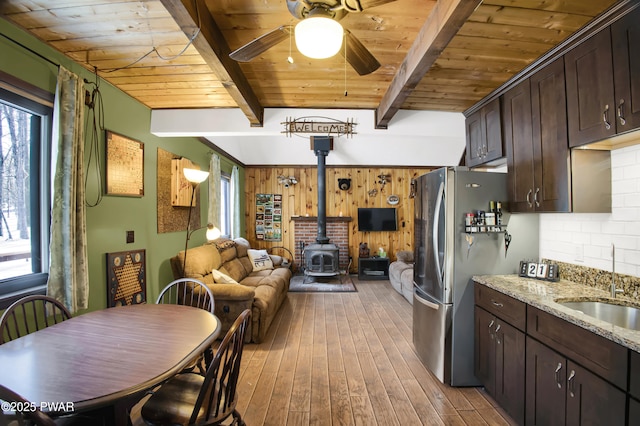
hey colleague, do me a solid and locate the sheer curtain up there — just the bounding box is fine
[208,154,220,229]
[230,165,241,238]
[47,66,89,313]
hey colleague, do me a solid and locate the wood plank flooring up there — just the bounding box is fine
[232,277,516,425]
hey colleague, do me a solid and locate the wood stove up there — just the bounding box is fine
[303,136,340,278]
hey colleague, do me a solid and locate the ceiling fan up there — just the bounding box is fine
[228,0,395,76]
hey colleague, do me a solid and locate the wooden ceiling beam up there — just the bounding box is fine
[160,0,264,126]
[375,0,482,129]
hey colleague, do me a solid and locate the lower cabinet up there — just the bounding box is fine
[475,306,525,424]
[525,337,626,426]
[474,282,632,425]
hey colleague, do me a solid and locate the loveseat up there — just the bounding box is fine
[170,237,291,343]
[389,250,414,304]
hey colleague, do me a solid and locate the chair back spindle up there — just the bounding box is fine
[156,278,215,314]
[0,295,71,344]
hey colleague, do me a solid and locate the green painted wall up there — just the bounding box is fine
[0,19,245,313]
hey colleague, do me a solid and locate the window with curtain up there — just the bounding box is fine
[220,172,231,237]
[0,79,53,309]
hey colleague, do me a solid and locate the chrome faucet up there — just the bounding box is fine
[611,244,623,298]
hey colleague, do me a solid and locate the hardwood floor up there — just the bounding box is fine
[233,277,516,426]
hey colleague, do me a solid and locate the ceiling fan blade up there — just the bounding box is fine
[341,29,380,76]
[345,0,397,11]
[229,26,291,62]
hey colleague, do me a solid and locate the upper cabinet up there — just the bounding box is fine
[565,6,640,147]
[611,6,640,131]
[465,98,503,167]
[505,58,571,213]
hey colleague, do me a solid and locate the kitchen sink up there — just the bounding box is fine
[555,300,640,331]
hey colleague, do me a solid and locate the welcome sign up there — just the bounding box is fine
[282,116,357,138]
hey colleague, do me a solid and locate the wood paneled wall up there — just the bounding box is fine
[244,166,433,272]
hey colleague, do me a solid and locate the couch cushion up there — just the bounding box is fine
[180,244,222,278]
[247,249,274,272]
[220,258,247,283]
[234,238,250,257]
[396,250,414,263]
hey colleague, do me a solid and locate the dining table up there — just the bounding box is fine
[0,303,221,425]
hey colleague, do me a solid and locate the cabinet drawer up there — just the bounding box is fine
[474,283,526,331]
[527,306,628,390]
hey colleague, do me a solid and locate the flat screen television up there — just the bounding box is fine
[358,207,397,232]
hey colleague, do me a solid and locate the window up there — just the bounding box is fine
[0,78,53,308]
[219,172,231,237]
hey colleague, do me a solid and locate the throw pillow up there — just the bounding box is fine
[247,249,274,272]
[212,269,238,284]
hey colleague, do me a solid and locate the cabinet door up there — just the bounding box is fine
[465,98,503,167]
[503,79,535,212]
[565,28,616,147]
[630,397,640,426]
[474,306,496,396]
[612,6,640,132]
[483,98,503,163]
[565,361,626,426]
[465,109,484,166]
[526,337,566,426]
[494,319,525,425]
[530,57,570,212]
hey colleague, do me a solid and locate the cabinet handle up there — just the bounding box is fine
[567,370,576,398]
[488,319,495,339]
[603,104,611,130]
[526,189,533,208]
[554,363,563,389]
[618,99,626,126]
[491,300,504,308]
[534,188,540,208]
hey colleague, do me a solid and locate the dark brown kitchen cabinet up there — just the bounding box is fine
[565,29,617,147]
[474,284,525,425]
[526,337,626,426]
[465,97,502,167]
[612,6,640,132]
[504,58,570,212]
[566,5,640,147]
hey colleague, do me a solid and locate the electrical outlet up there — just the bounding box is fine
[575,245,584,262]
[126,230,134,244]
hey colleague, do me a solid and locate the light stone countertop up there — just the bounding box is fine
[473,274,640,353]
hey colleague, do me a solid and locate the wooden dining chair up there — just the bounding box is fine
[156,278,215,314]
[0,384,56,426]
[140,309,251,426]
[0,295,72,344]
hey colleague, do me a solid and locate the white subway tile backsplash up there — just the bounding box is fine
[540,143,640,278]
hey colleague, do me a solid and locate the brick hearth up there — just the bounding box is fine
[292,216,351,270]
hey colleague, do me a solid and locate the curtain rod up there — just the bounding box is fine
[1,32,60,68]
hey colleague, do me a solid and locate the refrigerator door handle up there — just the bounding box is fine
[414,291,440,310]
[433,181,445,288]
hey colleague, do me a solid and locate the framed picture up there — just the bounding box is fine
[106,130,144,197]
[106,249,146,307]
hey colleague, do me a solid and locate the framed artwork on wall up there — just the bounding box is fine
[105,130,144,197]
[256,193,282,241]
[106,249,146,307]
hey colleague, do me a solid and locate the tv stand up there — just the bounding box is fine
[358,257,390,280]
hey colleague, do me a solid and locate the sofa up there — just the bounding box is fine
[389,250,414,304]
[170,237,291,343]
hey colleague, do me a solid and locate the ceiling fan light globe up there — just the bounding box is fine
[295,17,343,59]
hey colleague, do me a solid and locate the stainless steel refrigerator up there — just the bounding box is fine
[412,167,539,386]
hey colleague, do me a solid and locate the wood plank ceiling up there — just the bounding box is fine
[0,0,619,127]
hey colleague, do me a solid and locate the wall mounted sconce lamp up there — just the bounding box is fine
[278,175,298,188]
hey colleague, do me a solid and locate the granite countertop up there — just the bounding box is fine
[473,274,640,353]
